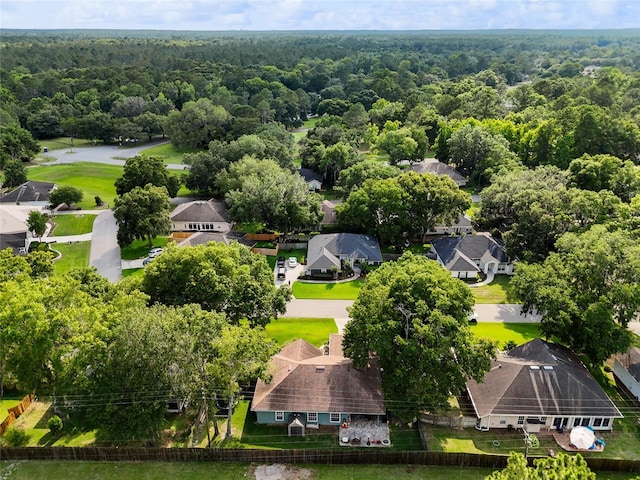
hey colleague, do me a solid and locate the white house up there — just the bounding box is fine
[305,233,382,277]
[430,233,513,279]
[170,200,231,233]
[298,168,323,191]
[425,213,473,237]
[0,205,41,254]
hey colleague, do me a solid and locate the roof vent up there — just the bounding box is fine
[315,366,325,372]
[543,365,554,370]
[529,365,540,370]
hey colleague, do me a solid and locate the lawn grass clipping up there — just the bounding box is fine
[52,241,91,274]
[52,214,97,236]
[265,317,337,347]
[292,279,364,300]
[27,162,122,210]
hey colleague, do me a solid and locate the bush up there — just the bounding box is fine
[603,364,613,373]
[47,415,63,433]
[503,340,517,351]
[4,426,31,446]
[94,195,103,206]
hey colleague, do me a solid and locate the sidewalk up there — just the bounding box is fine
[39,233,92,243]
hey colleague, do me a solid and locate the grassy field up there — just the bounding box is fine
[52,214,97,236]
[38,137,95,152]
[265,317,337,347]
[138,141,197,165]
[292,279,364,300]
[121,268,144,278]
[471,276,520,304]
[120,237,169,260]
[27,162,122,209]
[470,322,540,348]
[51,241,91,274]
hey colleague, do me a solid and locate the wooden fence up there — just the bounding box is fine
[1,447,638,472]
[245,233,279,241]
[0,392,35,435]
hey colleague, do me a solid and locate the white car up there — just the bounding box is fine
[148,247,163,258]
[288,257,297,268]
[468,310,479,322]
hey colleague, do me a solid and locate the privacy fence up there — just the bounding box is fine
[0,392,35,436]
[2,447,639,473]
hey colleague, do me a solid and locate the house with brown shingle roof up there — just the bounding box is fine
[467,339,622,433]
[251,334,385,435]
[408,159,467,187]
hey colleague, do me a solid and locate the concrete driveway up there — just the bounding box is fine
[89,210,122,282]
[274,260,304,287]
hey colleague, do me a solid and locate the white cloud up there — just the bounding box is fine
[1,0,638,30]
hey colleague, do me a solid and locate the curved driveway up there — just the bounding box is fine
[41,140,184,170]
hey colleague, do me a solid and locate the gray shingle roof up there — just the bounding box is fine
[431,234,509,270]
[409,160,466,183]
[251,335,385,415]
[467,339,622,419]
[613,347,640,383]
[170,200,230,223]
[307,233,383,269]
[298,168,323,184]
[0,181,56,204]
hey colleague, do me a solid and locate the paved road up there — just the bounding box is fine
[89,210,122,282]
[283,299,540,324]
[40,140,184,170]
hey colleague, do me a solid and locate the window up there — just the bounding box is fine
[307,412,318,423]
[593,418,602,427]
[540,417,547,424]
[581,418,590,427]
[517,416,524,425]
[602,418,610,427]
[275,411,284,422]
[499,416,506,425]
[330,412,340,423]
[574,418,581,427]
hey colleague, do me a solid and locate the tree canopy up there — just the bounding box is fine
[486,452,595,480]
[512,225,640,365]
[114,154,181,198]
[140,241,291,327]
[113,184,172,248]
[343,253,496,421]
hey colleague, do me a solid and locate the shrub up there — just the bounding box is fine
[47,415,63,433]
[603,364,613,373]
[503,340,517,351]
[4,426,31,446]
[94,195,103,206]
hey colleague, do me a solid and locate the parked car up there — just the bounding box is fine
[277,267,286,279]
[468,310,479,322]
[288,257,297,268]
[277,256,286,267]
[148,247,163,258]
[142,257,153,266]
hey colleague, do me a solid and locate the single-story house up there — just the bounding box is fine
[175,231,256,249]
[251,334,385,436]
[0,180,57,207]
[305,233,382,277]
[408,160,467,187]
[430,233,513,279]
[170,199,231,233]
[319,199,342,229]
[0,205,38,254]
[425,214,473,237]
[467,339,623,432]
[298,168,323,191]
[611,347,640,402]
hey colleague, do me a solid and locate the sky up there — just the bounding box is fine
[1,0,639,31]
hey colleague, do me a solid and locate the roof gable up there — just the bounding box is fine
[0,181,56,204]
[252,335,385,415]
[307,233,383,266]
[467,339,622,419]
[170,200,230,223]
[409,160,466,182]
[298,168,323,184]
[432,234,509,266]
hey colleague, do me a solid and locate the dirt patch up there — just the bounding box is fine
[250,463,313,480]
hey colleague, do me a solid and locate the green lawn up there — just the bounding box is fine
[52,241,91,274]
[292,280,364,300]
[27,162,122,209]
[121,268,144,279]
[472,276,520,304]
[138,142,198,165]
[38,137,95,152]
[470,322,540,348]
[120,237,169,260]
[52,214,97,236]
[0,393,25,415]
[265,317,337,347]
